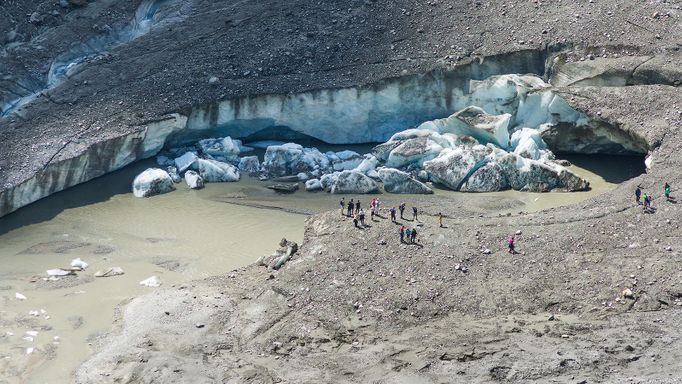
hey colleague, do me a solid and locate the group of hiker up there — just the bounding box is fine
[339,198,422,243]
[635,182,674,212]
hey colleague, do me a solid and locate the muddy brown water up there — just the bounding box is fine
[0,152,643,383]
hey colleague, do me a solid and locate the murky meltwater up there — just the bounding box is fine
[0,153,643,383]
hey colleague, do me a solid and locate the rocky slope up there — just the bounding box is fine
[3,0,682,382]
[1,0,682,216]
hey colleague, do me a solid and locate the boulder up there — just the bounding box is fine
[174,152,198,173]
[330,170,379,194]
[305,179,323,191]
[184,170,204,189]
[132,168,176,198]
[238,156,261,176]
[377,168,433,194]
[192,159,240,182]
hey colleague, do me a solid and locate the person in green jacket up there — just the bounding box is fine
[665,182,672,201]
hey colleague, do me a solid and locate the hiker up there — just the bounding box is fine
[642,193,649,211]
[665,182,672,201]
[359,209,365,226]
[390,207,397,222]
[353,212,359,227]
[347,199,355,217]
[410,227,417,243]
[405,228,412,244]
[356,200,361,215]
[635,186,641,204]
[399,203,406,219]
[339,198,345,216]
[508,236,516,254]
[370,208,375,221]
[438,212,444,228]
[412,206,418,221]
[399,226,405,243]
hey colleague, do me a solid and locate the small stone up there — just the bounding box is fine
[208,76,219,85]
[195,323,205,328]
[622,288,634,299]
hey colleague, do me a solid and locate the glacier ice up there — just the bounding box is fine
[377,168,433,194]
[184,170,204,189]
[132,168,176,197]
[330,170,379,194]
[191,158,240,182]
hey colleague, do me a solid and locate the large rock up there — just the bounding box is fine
[377,168,433,194]
[330,170,379,194]
[132,168,176,198]
[192,159,240,182]
[184,170,204,189]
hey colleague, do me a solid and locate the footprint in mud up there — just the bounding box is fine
[145,237,177,244]
[35,274,95,290]
[152,258,186,272]
[19,241,90,254]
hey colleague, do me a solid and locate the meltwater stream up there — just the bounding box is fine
[0,151,644,383]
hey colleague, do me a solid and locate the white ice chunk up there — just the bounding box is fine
[15,293,27,300]
[198,136,243,161]
[173,152,198,173]
[192,159,240,182]
[70,258,89,270]
[139,276,161,287]
[132,168,176,198]
[305,179,323,191]
[184,170,204,189]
